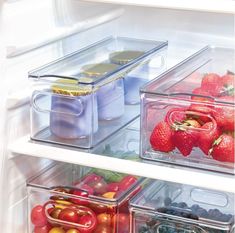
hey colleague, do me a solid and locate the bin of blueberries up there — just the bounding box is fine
[129,180,234,233]
[28,163,144,233]
[140,46,234,174]
[29,36,167,149]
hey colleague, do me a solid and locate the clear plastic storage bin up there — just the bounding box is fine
[29,36,167,149]
[140,46,234,174]
[130,180,235,233]
[27,163,144,233]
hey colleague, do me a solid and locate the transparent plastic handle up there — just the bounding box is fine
[44,200,97,230]
[32,90,84,117]
[166,109,217,132]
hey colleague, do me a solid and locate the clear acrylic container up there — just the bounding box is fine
[27,163,144,233]
[29,36,167,149]
[140,46,235,174]
[130,180,235,233]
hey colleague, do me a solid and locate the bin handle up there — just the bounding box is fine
[32,90,84,117]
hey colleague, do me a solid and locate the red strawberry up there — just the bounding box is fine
[213,96,235,131]
[210,135,234,163]
[220,73,234,96]
[164,107,187,126]
[201,73,223,97]
[198,121,221,155]
[172,119,201,156]
[150,121,175,152]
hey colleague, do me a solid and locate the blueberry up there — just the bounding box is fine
[191,204,200,211]
[188,213,199,220]
[138,225,149,233]
[171,202,178,207]
[196,208,208,218]
[178,202,188,208]
[164,197,172,206]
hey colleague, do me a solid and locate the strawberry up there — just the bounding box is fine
[198,122,221,155]
[210,135,234,163]
[220,73,234,96]
[201,73,223,97]
[164,107,187,126]
[172,119,201,157]
[212,96,235,131]
[150,121,175,152]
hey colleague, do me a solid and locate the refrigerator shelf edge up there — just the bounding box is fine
[81,0,235,14]
[8,135,235,194]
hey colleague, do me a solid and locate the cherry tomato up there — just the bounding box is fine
[112,213,130,233]
[31,205,47,227]
[51,188,70,201]
[80,174,102,185]
[78,214,97,233]
[93,224,112,233]
[50,208,62,219]
[119,175,137,191]
[66,229,80,233]
[34,224,52,233]
[49,227,65,233]
[88,202,114,214]
[107,183,119,192]
[89,179,108,195]
[58,208,79,223]
[69,184,93,205]
[97,213,112,226]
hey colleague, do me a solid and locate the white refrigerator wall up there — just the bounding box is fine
[0,1,234,232]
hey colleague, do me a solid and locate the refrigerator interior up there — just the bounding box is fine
[0,0,234,232]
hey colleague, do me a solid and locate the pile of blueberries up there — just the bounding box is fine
[137,197,233,233]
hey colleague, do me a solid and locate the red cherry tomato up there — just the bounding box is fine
[119,175,137,192]
[112,213,130,233]
[93,224,112,233]
[78,214,97,233]
[79,174,102,185]
[31,205,47,227]
[89,179,108,195]
[107,183,119,192]
[97,213,112,226]
[58,208,79,223]
[69,190,89,205]
[88,202,115,214]
[34,224,52,233]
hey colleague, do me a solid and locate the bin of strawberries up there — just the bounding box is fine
[28,164,144,233]
[140,46,234,174]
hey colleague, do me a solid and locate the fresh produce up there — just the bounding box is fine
[31,205,48,227]
[137,197,234,233]
[210,134,235,162]
[31,172,140,233]
[198,121,221,155]
[150,121,175,152]
[172,119,201,157]
[149,71,235,163]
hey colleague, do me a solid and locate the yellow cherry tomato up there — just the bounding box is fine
[97,213,112,226]
[66,229,80,233]
[54,200,72,209]
[102,192,116,199]
[49,227,65,233]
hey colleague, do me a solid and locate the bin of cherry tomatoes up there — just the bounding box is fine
[27,163,144,233]
[140,46,235,174]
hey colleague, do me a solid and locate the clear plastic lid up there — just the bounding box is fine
[28,36,167,85]
[141,46,235,105]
